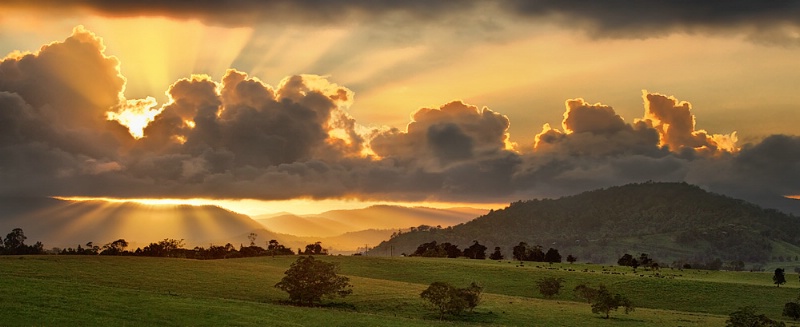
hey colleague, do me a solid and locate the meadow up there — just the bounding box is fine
[1,255,799,326]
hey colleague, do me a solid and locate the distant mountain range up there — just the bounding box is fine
[0,197,271,249]
[0,197,487,254]
[369,182,800,265]
[254,205,486,237]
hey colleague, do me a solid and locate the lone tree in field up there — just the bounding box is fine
[536,277,565,298]
[420,281,483,319]
[566,254,577,264]
[774,268,787,287]
[275,256,352,305]
[576,282,636,319]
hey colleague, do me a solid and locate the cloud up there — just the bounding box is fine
[533,98,664,157]
[5,1,800,45]
[503,1,800,45]
[2,0,482,27]
[369,100,514,170]
[1,27,799,212]
[641,92,738,155]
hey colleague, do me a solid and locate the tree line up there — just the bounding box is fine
[409,240,576,264]
[0,228,315,260]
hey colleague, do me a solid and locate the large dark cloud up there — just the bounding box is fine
[5,1,800,44]
[504,1,800,44]
[1,27,799,212]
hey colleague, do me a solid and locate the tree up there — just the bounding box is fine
[275,256,352,305]
[420,282,482,319]
[512,242,529,261]
[489,247,504,260]
[3,228,28,254]
[100,239,129,255]
[774,268,787,287]
[783,302,800,321]
[617,253,634,266]
[459,282,483,312]
[268,239,294,256]
[303,242,327,255]
[248,232,258,247]
[566,254,577,264]
[463,241,487,259]
[544,248,562,264]
[727,306,785,327]
[590,285,634,319]
[536,277,565,298]
[441,243,462,258]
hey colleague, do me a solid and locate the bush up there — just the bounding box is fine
[275,256,352,305]
[420,281,483,319]
[536,277,564,298]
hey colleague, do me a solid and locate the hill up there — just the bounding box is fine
[255,205,486,237]
[369,182,800,265]
[0,197,285,249]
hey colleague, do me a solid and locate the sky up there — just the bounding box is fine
[1,1,799,215]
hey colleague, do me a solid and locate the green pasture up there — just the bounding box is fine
[1,255,798,326]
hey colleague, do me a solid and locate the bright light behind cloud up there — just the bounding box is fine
[83,16,252,101]
[106,97,160,138]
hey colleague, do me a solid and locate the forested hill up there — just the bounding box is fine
[368,182,800,265]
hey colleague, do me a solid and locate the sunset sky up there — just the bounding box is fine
[1,1,799,215]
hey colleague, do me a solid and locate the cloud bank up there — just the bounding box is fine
[5,1,800,44]
[0,27,798,210]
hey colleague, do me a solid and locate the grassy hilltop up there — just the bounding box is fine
[371,182,800,265]
[2,255,800,326]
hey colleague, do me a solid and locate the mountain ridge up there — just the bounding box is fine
[369,182,800,265]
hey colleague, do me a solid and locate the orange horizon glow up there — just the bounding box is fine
[53,196,504,217]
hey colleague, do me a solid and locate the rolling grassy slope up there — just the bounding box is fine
[3,255,800,326]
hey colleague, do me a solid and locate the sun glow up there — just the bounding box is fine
[106,97,161,138]
[84,16,253,101]
[54,196,503,217]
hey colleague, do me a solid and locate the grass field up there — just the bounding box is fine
[1,255,799,326]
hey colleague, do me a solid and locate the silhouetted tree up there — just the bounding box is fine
[275,256,352,306]
[566,254,577,264]
[100,239,128,255]
[617,253,634,266]
[267,239,294,256]
[442,243,462,258]
[463,241,487,259]
[774,268,787,287]
[544,248,562,264]
[536,277,565,298]
[512,242,529,261]
[489,247,504,260]
[248,232,258,247]
[303,242,327,255]
[3,228,26,251]
[529,244,545,262]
